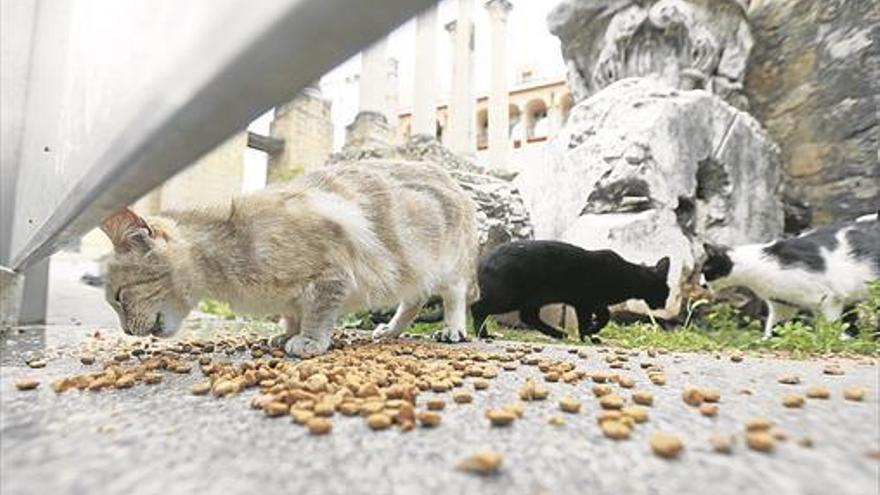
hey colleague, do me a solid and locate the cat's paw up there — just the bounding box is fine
[371,323,396,341]
[269,333,293,349]
[432,327,468,344]
[284,334,331,358]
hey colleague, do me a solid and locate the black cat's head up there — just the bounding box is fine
[644,256,671,310]
[701,243,733,285]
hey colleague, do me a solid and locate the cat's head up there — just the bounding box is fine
[100,209,193,337]
[643,256,671,310]
[701,243,734,288]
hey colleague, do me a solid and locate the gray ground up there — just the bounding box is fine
[2,322,878,495]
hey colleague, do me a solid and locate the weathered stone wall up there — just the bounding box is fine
[746,0,879,226]
[268,89,333,183]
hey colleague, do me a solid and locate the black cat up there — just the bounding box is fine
[470,240,670,341]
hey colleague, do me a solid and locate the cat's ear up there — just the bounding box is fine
[100,208,154,254]
[654,256,671,278]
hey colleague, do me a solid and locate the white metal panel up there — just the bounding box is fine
[6,0,436,270]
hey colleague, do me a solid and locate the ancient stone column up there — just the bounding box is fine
[345,37,393,149]
[445,0,476,155]
[412,4,439,137]
[268,84,333,181]
[485,0,512,171]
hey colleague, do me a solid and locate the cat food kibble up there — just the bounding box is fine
[701,388,721,403]
[80,353,96,365]
[457,451,502,475]
[264,401,290,417]
[426,398,446,411]
[453,391,473,404]
[823,364,845,375]
[416,411,441,427]
[622,406,649,423]
[367,413,392,430]
[746,432,775,452]
[782,394,805,408]
[745,417,773,432]
[592,385,612,397]
[618,376,635,388]
[806,386,831,399]
[291,409,315,424]
[306,417,332,435]
[559,396,581,414]
[699,403,718,417]
[472,379,490,390]
[601,420,631,440]
[547,416,565,426]
[487,408,517,426]
[682,386,704,406]
[777,374,800,385]
[843,386,865,401]
[632,390,654,406]
[600,394,624,410]
[650,432,684,459]
[15,379,40,391]
[191,382,211,395]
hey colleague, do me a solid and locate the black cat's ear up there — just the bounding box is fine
[654,256,671,278]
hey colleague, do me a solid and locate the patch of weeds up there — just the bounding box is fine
[197,299,236,320]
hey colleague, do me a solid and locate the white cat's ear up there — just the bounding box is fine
[654,256,671,278]
[100,208,154,253]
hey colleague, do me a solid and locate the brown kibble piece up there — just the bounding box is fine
[426,398,446,410]
[547,416,565,426]
[710,433,733,454]
[264,401,290,417]
[306,417,332,435]
[823,365,844,375]
[632,390,654,406]
[143,373,162,385]
[15,379,39,391]
[291,409,315,424]
[457,451,502,475]
[682,387,703,407]
[212,380,236,397]
[745,417,773,432]
[367,413,392,430]
[649,373,667,385]
[80,353,96,365]
[805,386,830,399]
[600,420,631,440]
[618,376,635,388]
[416,411,442,427]
[622,406,648,423]
[191,382,211,395]
[746,432,775,452]
[26,360,47,369]
[701,388,721,403]
[782,394,805,408]
[559,396,581,414]
[730,352,743,362]
[114,375,136,389]
[699,403,718,417]
[777,374,800,385]
[599,394,624,410]
[453,391,473,404]
[592,385,612,397]
[650,432,684,459]
[487,408,517,426]
[797,436,814,448]
[473,379,490,390]
[843,386,865,401]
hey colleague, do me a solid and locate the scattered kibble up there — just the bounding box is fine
[823,365,845,376]
[80,353,96,365]
[264,401,290,417]
[26,360,47,369]
[457,451,502,475]
[777,374,800,385]
[746,432,775,452]
[416,411,442,427]
[547,416,565,426]
[367,413,392,430]
[601,420,631,440]
[682,386,703,407]
[699,404,718,417]
[191,382,211,395]
[487,408,517,426]
[15,379,40,391]
[453,391,473,404]
[559,396,581,414]
[632,390,654,406]
[600,394,624,410]
[592,385,612,397]
[622,406,648,423]
[426,398,446,411]
[473,379,490,390]
[843,386,865,401]
[306,417,332,435]
[650,432,684,459]
[805,386,830,399]
[782,394,805,408]
[745,417,773,432]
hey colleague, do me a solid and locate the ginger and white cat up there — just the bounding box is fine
[100,160,479,357]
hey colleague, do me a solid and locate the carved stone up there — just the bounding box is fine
[549,0,753,108]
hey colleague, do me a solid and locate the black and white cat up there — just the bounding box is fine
[702,212,880,339]
[470,240,670,341]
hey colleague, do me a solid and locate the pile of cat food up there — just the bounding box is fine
[13,330,873,468]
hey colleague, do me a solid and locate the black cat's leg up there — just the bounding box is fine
[520,305,566,339]
[840,305,859,339]
[584,307,610,344]
[574,306,595,342]
[470,301,490,339]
